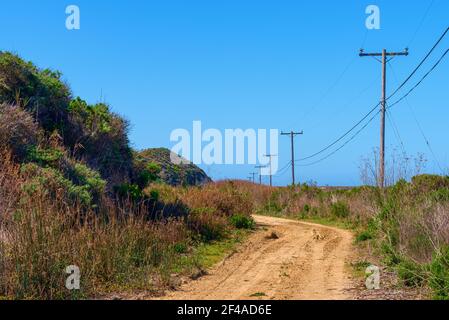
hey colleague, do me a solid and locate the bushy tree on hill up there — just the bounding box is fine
[0,52,71,135]
[0,52,133,187]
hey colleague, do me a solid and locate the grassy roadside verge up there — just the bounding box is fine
[170,228,252,275]
[244,181,449,300]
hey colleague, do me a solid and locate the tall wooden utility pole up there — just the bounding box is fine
[281,131,303,186]
[264,154,277,187]
[249,172,257,184]
[359,48,408,188]
[255,165,267,185]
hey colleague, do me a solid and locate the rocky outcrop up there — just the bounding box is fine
[134,148,212,186]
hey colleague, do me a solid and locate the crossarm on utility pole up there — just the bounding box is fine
[359,48,408,188]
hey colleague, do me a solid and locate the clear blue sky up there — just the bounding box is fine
[1,0,448,185]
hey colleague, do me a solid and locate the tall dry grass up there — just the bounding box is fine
[0,150,257,299]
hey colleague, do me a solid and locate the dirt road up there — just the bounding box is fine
[163,215,356,300]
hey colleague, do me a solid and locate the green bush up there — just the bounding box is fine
[0,52,71,134]
[137,162,162,188]
[411,175,449,193]
[114,183,143,201]
[355,218,378,242]
[356,230,373,242]
[331,201,350,218]
[67,97,133,186]
[230,214,255,230]
[397,259,425,288]
[430,188,449,202]
[66,162,106,204]
[173,242,188,254]
[429,246,449,300]
[264,191,283,213]
[20,163,93,206]
[26,146,63,167]
[68,98,113,134]
[148,189,160,202]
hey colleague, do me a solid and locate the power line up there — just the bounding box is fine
[295,27,449,166]
[386,108,407,156]
[387,60,445,173]
[297,103,379,162]
[407,0,436,48]
[388,26,449,101]
[388,47,449,110]
[276,161,293,177]
[385,61,407,156]
[304,75,379,131]
[359,48,409,188]
[296,110,380,167]
[295,44,449,168]
[405,98,445,173]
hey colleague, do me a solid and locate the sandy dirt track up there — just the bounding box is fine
[162,215,356,300]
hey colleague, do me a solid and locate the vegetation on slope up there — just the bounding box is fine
[133,148,212,187]
[0,52,242,300]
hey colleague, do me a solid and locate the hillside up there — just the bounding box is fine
[134,148,212,187]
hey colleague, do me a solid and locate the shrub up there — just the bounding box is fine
[0,103,39,160]
[114,183,144,202]
[26,146,64,167]
[148,189,160,202]
[331,201,350,218]
[430,188,449,202]
[136,162,161,188]
[397,259,425,288]
[182,182,254,218]
[173,242,188,254]
[188,208,228,242]
[0,52,71,134]
[355,218,378,242]
[21,163,94,207]
[411,175,449,193]
[429,246,449,300]
[356,230,374,242]
[67,97,133,186]
[230,214,255,230]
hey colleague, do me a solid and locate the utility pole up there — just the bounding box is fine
[249,172,257,184]
[281,131,303,186]
[264,154,277,187]
[255,165,267,185]
[359,48,408,188]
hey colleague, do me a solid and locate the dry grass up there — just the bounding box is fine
[0,151,256,299]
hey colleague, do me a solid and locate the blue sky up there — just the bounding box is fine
[1,0,448,185]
